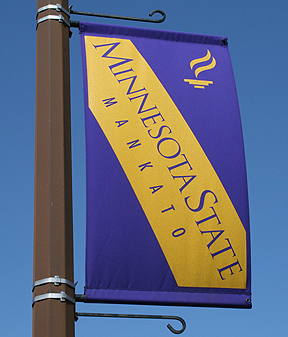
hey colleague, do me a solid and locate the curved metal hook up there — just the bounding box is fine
[75,312,186,334]
[148,9,166,23]
[167,316,186,334]
[69,6,166,24]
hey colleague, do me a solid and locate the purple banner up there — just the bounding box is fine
[80,21,251,308]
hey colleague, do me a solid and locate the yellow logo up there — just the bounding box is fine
[184,50,216,89]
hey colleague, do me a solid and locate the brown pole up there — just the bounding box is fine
[33,0,74,336]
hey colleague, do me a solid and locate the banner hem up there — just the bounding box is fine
[84,288,252,309]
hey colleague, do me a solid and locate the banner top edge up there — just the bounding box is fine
[79,21,228,46]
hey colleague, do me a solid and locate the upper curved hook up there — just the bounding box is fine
[69,6,166,24]
[148,9,166,23]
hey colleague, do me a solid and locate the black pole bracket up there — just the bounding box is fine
[69,6,166,28]
[75,311,186,334]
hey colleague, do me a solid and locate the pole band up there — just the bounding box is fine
[37,4,70,18]
[32,291,75,306]
[36,4,70,28]
[33,275,75,291]
[36,14,70,28]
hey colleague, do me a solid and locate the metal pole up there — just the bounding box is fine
[33,0,74,336]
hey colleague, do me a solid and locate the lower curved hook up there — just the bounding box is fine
[75,312,186,334]
[167,316,186,334]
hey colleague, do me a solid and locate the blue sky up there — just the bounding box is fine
[1,0,288,336]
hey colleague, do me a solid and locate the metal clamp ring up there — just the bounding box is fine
[36,14,70,28]
[32,291,75,306]
[37,3,70,18]
[33,275,75,291]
